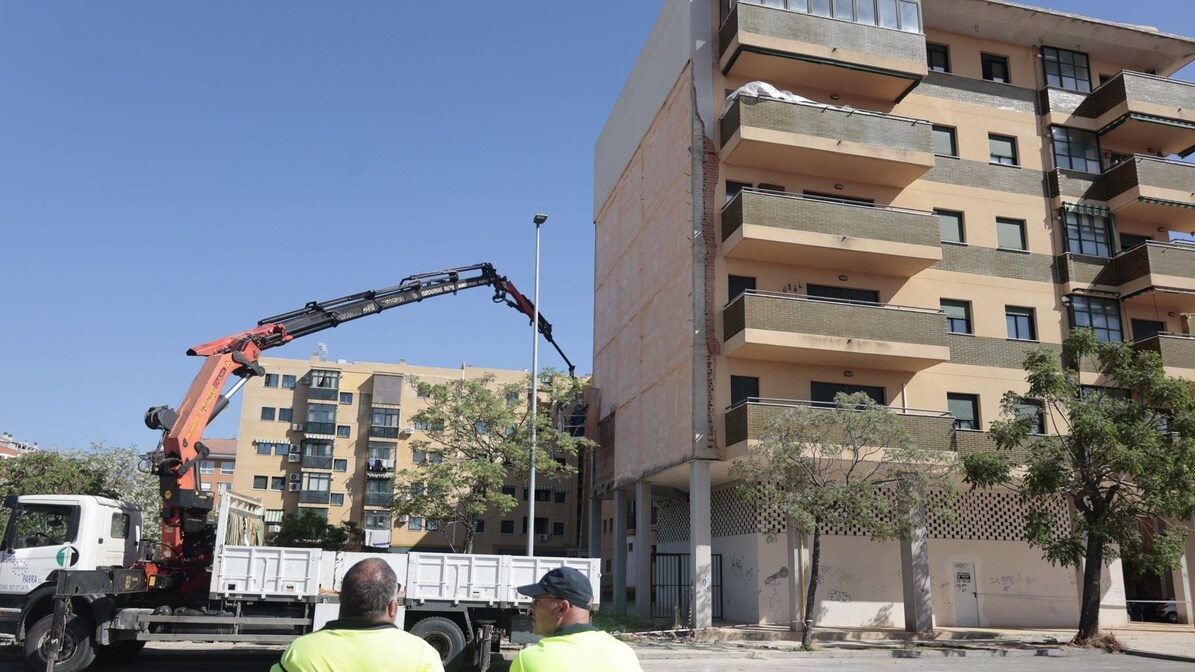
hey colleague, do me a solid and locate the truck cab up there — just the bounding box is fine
[0,495,142,636]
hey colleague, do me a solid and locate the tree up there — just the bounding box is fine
[81,443,161,547]
[392,370,593,553]
[270,510,362,550]
[730,392,958,647]
[0,450,111,498]
[962,328,1195,644]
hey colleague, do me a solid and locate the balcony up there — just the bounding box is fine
[723,399,955,458]
[722,189,940,275]
[304,422,336,436]
[719,2,926,102]
[722,291,950,371]
[302,454,333,470]
[1097,156,1195,231]
[1045,72,1195,157]
[364,492,394,507]
[1134,333,1195,374]
[299,490,331,505]
[1057,242,1195,313]
[720,96,934,187]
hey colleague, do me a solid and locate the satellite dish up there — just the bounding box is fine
[317,342,329,362]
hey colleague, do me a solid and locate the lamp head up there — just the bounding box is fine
[533,214,548,225]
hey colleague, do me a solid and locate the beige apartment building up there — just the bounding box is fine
[592,0,1195,629]
[232,355,582,556]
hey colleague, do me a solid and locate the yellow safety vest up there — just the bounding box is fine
[511,624,643,672]
[271,620,444,672]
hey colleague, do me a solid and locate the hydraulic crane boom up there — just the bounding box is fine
[143,263,574,569]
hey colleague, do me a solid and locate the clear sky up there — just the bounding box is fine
[1,1,1193,453]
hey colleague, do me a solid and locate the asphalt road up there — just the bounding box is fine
[1,643,1191,672]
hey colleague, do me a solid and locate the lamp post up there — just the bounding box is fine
[527,213,547,557]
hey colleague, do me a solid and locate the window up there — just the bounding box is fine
[302,440,334,469]
[981,53,1010,83]
[533,486,552,502]
[368,442,393,461]
[330,493,345,507]
[339,392,353,405]
[1131,319,1165,341]
[941,300,972,334]
[728,275,755,303]
[218,482,231,492]
[1120,233,1151,251]
[336,425,351,438]
[1051,126,1101,173]
[333,458,348,472]
[300,508,329,522]
[1069,295,1123,343]
[811,382,885,406]
[426,520,440,532]
[256,443,272,456]
[500,520,515,534]
[989,134,1018,166]
[220,461,234,474]
[279,407,293,423]
[260,407,276,422]
[807,285,879,304]
[365,511,390,530]
[306,403,337,435]
[936,209,965,243]
[275,443,291,456]
[475,520,485,533]
[730,375,759,407]
[271,476,285,491]
[803,191,874,206]
[304,472,331,492]
[725,180,751,204]
[1064,210,1111,257]
[1015,399,1046,434]
[10,505,76,549]
[996,218,1027,251]
[1042,46,1091,92]
[553,521,566,537]
[932,125,957,157]
[281,374,297,389]
[253,476,268,490]
[948,393,980,430]
[416,385,430,399]
[554,490,566,504]
[365,479,393,506]
[501,485,517,497]
[1005,306,1037,341]
[309,369,341,398]
[408,516,423,531]
[926,43,950,72]
[370,407,401,438]
[264,373,279,388]
[199,460,214,474]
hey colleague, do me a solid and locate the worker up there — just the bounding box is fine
[511,566,644,672]
[270,558,443,672]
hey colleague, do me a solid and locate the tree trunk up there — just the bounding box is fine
[801,523,823,648]
[463,524,474,555]
[1075,530,1104,644]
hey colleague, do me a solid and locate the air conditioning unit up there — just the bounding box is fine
[398,514,409,523]
[267,524,281,533]
[289,473,302,482]
[291,424,305,432]
[399,426,415,437]
[537,533,550,542]
[287,483,301,492]
[288,444,301,453]
[287,453,301,463]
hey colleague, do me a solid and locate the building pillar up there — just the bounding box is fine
[900,506,933,633]
[636,480,653,620]
[690,461,713,629]
[612,487,628,615]
[786,516,810,632]
[1167,517,1194,626]
[587,497,602,560]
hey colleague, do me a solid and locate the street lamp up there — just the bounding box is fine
[527,213,547,557]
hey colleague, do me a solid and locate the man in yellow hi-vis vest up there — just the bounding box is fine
[511,566,643,672]
[270,558,443,672]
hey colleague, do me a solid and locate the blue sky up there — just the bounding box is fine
[1,1,1193,452]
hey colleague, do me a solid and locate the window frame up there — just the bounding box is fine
[1005,306,1038,341]
[941,299,973,335]
[996,217,1027,251]
[981,53,1010,83]
[1063,210,1112,257]
[1069,295,1123,343]
[936,208,965,243]
[1051,126,1101,173]
[988,134,1019,166]
[932,125,958,158]
[1042,46,1092,93]
[947,393,980,430]
[927,43,950,73]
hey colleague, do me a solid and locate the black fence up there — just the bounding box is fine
[651,553,723,621]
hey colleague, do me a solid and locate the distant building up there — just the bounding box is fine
[0,433,40,459]
[195,437,237,513]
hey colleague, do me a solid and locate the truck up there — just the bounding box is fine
[10,262,591,671]
[6,490,600,672]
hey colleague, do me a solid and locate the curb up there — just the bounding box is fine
[1125,649,1195,665]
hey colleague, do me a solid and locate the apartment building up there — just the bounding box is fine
[592,0,1195,629]
[196,437,237,513]
[232,355,582,555]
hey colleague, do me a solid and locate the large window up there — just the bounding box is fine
[807,285,879,304]
[1052,126,1101,173]
[1069,295,1123,343]
[730,375,759,406]
[370,408,401,438]
[729,0,921,32]
[927,43,950,72]
[305,403,337,435]
[811,382,885,406]
[1064,210,1112,257]
[725,180,751,204]
[936,209,965,243]
[365,479,393,507]
[302,440,334,470]
[947,393,980,430]
[1005,306,1037,341]
[1015,399,1046,435]
[988,134,1018,166]
[1042,46,1091,93]
[365,511,390,530]
[941,300,972,334]
[996,218,1027,251]
[932,125,957,157]
[307,369,341,401]
[981,53,1010,83]
[728,275,756,303]
[260,407,276,422]
[8,504,77,549]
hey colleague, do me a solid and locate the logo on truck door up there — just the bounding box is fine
[56,546,79,568]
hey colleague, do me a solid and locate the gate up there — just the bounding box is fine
[651,553,722,621]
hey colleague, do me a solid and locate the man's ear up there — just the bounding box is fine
[388,598,399,620]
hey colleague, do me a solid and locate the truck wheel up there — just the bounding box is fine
[25,613,97,672]
[410,616,467,671]
[95,640,146,665]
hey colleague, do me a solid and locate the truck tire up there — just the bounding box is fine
[24,613,97,672]
[410,616,467,671]
[94,640,146,665]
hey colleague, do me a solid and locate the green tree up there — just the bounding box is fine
[730,392,958,647]
[392,370,592,553]
[0,450,111,497]
[81,443,161,546]
[270,510,362,550]
[962,328,1195,644]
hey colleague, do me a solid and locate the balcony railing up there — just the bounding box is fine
[1134,333,1195,371]
[304,422,336,436]
[720,95,934,187]
[723,291,950,371]
[302,454,333,470]
[299,490,331,505]
[722,189,939,275]
[1097,156,1195,229]
[364,492,394,507]
[370,426,400,439]
[723,398,955,452]
[1059,242,1195,313]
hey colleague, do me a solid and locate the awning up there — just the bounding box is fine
[1063,201,1111,217]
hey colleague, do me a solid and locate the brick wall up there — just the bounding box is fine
[935,244,1055,283]
[722,96,931,152]
[921,157,1047,195]
[721,2,925,66]
[722,190,938,247]
[948,335,1061,369]
[723,293,948,347]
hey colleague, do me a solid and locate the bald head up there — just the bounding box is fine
[339,558,399,622]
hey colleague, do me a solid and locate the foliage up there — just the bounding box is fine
[270,510,362,550]
[961,328,1195,643]
[0,449,111,498]
[81,443,161,545]
[731,392,958,645]
[391,369,593,553]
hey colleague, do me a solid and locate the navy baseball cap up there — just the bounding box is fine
[517,566,594,609]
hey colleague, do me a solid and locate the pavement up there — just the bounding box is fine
[613,621,1195,663]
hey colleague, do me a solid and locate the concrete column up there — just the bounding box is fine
[786,516,810,632]
[612,488,628,615]
[587,497,602,560]
[690,461,713,629]
[899,506,933,633]
[636,480,653,620]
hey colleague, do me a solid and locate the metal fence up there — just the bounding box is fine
[651,553,723,621]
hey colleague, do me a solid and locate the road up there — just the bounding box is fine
[1,643,1190,672]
